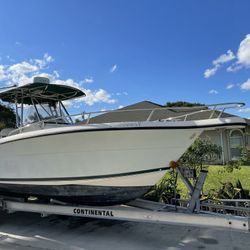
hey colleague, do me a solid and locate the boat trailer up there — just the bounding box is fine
[0,168,249,232]
[0,197,249,231]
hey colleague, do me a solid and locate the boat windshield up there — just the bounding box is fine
[22,101,71,126]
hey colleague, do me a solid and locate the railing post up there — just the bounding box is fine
[209,105,217,119]
[218,108,225,118]
[147,109,156,121]
[86,113,91,124]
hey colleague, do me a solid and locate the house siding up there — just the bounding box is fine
[200,129,225,164]
[200,128,247,165]
[245,126,250,146]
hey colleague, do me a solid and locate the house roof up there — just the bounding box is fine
[83,100,237,124]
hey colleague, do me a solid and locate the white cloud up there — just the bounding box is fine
[82,89,117,106]
[238,108,250,113]
[204,65,220,78]
[9,61,38,74]
[0,54,118,108]
[0,65,5,80]
[204,50,235,78]
[12,75,33,86]
[115,91,128,96]
[37,76,116,107]
[226,64,242,72]
[240,78,250,90]
[95,89,116,103]
[0,54,55,86]
[213,50,235,65]
[110,64,117,73]
[208,89,218,94]
[204,34,250,76]
[226,83,234,89]
[61,100,73,107]
[31,53,54,69]
[81,77,94,84]
[53,78,81,89]
[118,105,124,109]
[237,34,250,68]
[226,35,250,72]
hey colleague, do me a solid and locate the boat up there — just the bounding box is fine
[0,77,246,205]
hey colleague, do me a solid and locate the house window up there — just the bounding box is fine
[230,129,244,160]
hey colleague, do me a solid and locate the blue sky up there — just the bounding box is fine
[0,0,250,116]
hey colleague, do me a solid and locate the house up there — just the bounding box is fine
[83,101,249,164]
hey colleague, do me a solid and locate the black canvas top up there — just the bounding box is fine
[0,82,85,104]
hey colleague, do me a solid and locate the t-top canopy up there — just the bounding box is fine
[0,81,85,105]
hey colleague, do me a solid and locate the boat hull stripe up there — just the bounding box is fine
[0,166,170,182]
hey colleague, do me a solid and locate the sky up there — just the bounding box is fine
[0,0,250,117]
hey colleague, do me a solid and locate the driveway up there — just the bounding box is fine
[0,211,249,250]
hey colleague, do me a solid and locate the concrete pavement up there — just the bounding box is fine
[0,211,249,250]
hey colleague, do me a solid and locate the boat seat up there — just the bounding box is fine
[0,128,15,138]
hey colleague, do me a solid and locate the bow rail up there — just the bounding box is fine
[76,102,245,123]
[7,102,245,136]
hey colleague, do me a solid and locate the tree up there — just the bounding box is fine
[178,137,222,173]
[0,103,16,129]
[165,101,204,107]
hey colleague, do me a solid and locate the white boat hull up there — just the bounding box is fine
[0,124,202,180]
[0,118,245,205]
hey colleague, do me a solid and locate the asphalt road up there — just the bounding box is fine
[0,211,249,250]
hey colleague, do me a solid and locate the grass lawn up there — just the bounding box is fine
[176,165,250,198]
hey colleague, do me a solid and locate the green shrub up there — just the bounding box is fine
[144,170,179,204]
[224,160,241,173]
[211,179,249,199]
[241,146,250,165]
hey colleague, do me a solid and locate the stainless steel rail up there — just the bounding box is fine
[8,102,245,136]
[80,102,245,123]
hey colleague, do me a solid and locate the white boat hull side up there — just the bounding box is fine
[0,127,202,181]
[0,117,245,205]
